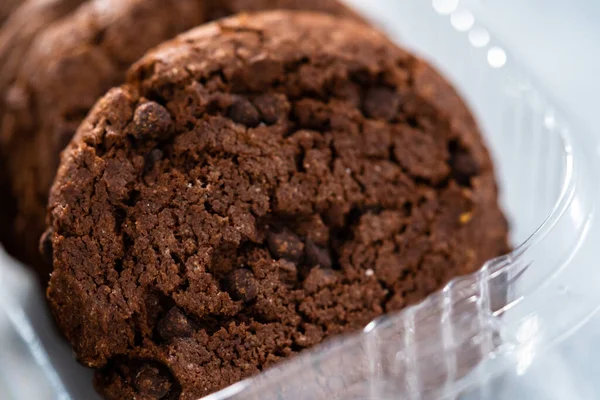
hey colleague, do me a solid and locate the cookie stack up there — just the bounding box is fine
[0,1,509,399]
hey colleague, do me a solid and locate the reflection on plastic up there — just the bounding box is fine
[433,0,459,15]
[450,10,475,31]
[487,47,507,68]
[468,28,491,48]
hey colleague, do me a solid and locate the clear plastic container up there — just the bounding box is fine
[2,0,600,399]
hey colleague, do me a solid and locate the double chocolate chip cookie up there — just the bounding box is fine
[46,11,509,400]
[0,0,361,277]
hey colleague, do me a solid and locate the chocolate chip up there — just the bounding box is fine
[450,146,480,187]
[229,98,260,127]
[363,86,400,121]
[133,101,172,140]
[157,307,193,341]
[134,364,172,399]
[39,229,54,265]
[226,269,258,302]
[304,239,332,269]
[253,93,289,125]
[267,229,305,262]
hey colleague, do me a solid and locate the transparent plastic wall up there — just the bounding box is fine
[1,1,600,399]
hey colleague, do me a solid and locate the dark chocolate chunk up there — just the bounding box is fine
[267,229,305,262]
[253,93,289,125]
[134,364,172,399]
[229,98,260,127]
[157,307,193,341]
[132,102,172,140]
[225,269,258,303]
[450,147,480,186]
[363,86,400,121]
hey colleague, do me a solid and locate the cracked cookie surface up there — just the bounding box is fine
[0,0,361,278]
[46,11,509,400]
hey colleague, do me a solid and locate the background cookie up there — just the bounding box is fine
[0,0,88,269]
[46,11,509,399]
[0,0,22,26]
[0,0,362,278]
[206,0,363,19]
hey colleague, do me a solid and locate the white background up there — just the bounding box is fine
[468,0,600,138]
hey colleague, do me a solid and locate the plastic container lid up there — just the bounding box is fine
[2,1,600,399]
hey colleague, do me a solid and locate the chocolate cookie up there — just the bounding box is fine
[46,11,509,399]
[0,0,22,26]
[0,0,361,279]
[205,0,363,20]
[0,0,88,264]
[0,0,87,94]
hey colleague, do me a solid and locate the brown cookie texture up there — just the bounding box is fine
[46,11,509,400]
[0,0,362,280]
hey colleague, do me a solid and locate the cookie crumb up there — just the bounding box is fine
[460,212,473,224]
